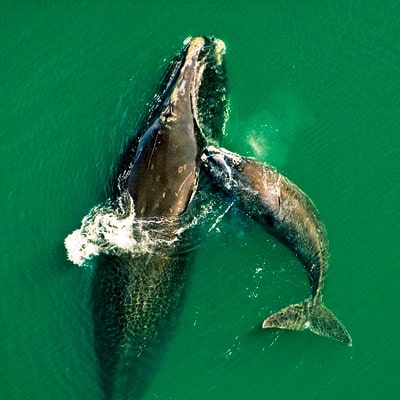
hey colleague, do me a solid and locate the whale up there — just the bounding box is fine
[201,146,352,346]
[90,37,228,399]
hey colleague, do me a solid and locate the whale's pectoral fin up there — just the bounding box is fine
[262,300,352,346]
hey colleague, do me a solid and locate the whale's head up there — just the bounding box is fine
[119,37,228,218]
[150,36,228,144]
[201,145,244,190]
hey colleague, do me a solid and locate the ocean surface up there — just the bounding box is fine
[1,1,399,399]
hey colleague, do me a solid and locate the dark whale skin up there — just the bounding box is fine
[91,37,227,399]
[202,146,352,347]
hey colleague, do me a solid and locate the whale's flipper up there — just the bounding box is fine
[262,300,352,346]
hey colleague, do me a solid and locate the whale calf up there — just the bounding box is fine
[201,146,352,346]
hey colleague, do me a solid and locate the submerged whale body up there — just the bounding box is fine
[66,37,228,399]
[202,146,352,346]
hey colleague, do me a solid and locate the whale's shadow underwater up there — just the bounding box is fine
[65,36,351,399]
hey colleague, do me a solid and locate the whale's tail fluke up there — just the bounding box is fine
[262,299,352,346]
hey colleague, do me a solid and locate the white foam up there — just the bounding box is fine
[65,190,230,267]
[64,199,139,267]
[65,198,185,267]
[64,229,100,266]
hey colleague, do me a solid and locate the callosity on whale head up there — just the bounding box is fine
[114,36,228,219]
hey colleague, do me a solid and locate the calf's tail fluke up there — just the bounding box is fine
[262,300,352,346]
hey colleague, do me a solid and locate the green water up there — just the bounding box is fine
[1,1,399,399]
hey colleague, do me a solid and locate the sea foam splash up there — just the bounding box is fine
[64,191,226,267]
[65,197,137,266]
[65,195,181,267]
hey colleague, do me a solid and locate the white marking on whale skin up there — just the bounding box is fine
[177,163,188,174]
[177,78,188,98]
[145,128,160,172]
[177,170,194,194]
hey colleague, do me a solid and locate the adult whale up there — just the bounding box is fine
[201,146,352,346]
[91,37,228,399]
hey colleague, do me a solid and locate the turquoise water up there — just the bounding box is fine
[1,1,399,399]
